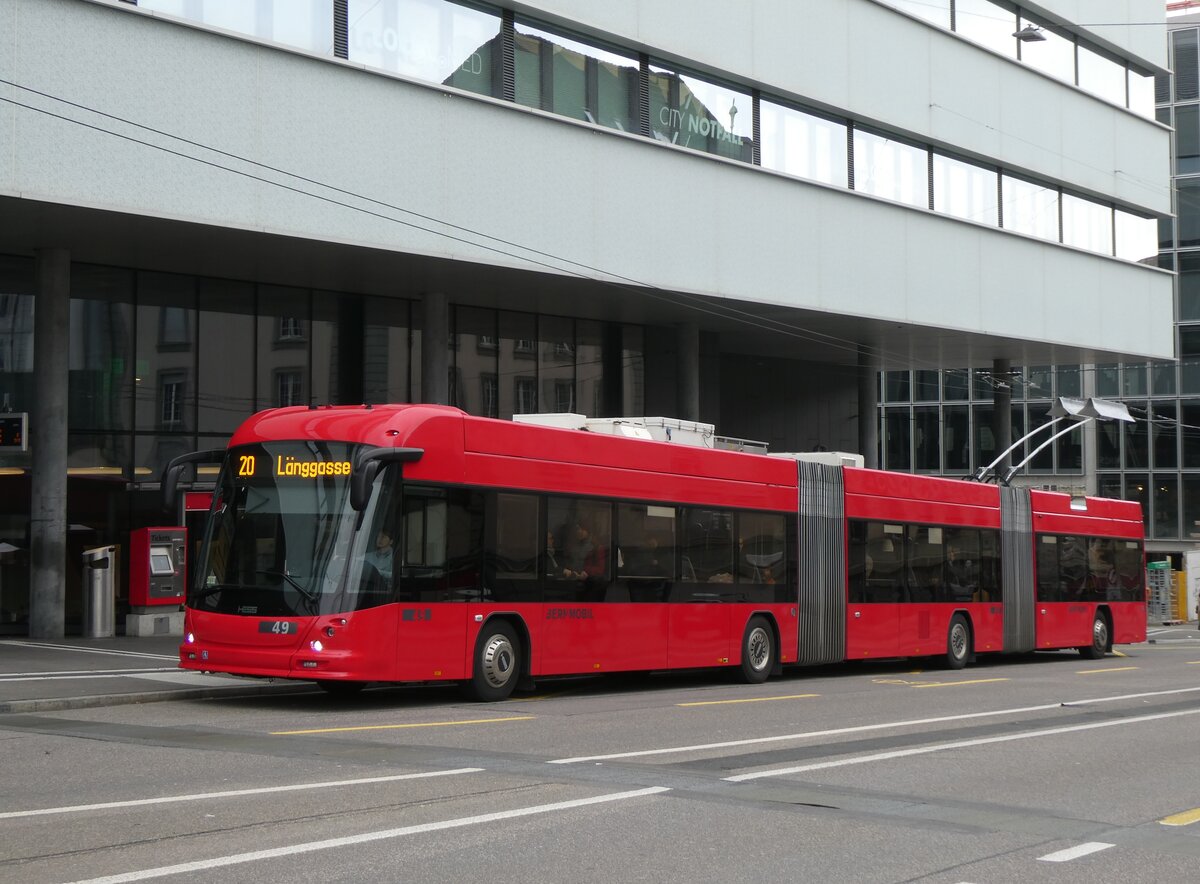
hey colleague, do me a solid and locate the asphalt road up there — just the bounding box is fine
[3,625,1200,883]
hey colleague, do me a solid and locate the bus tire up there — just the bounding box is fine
[739,616,774,684]
[944,615,970,670]
[317,680,366,697]
[1079,612,1109,660]
[469,620,521,701]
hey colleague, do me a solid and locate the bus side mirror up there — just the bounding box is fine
[350,447,424,512]
[162,449,226,515]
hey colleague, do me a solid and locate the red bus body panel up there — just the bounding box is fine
[181,405,1146,683]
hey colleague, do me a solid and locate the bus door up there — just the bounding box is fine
[845,522,902,659]
[1034,534,1091,650]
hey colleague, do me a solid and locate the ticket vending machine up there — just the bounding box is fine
[128,527,186,636]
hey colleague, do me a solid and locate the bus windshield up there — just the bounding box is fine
[191,441,361,617]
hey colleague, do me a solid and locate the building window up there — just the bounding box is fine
[158,306,190,348]
[1001,175,1059,242]
[553,379,574,413]
[954,0,1017,58]
[277,316,304,342]
[853,129,929,209]
[514,338,536,356]
[347,0,501,99]
[759,101,848,187]
[1061,194,1112,255]
[137,0,334,54]
[480,373,498,418]
[159,373,185,429]
[276,369,303,407]
[647,64,754,163]
[515,376,537,413]
[933,153,998,225]
[477,334,497,352]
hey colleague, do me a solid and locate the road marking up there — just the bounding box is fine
[1077,666,1139,675]
[1037,842,1115,862]
[724,708,1200,782]
[0,668,178,681]
[550,686,1200,765]
[1111,650,1128,657]
[873,677,1008,688]
[1160,807,1200,827]
[65,786,670,883]
[271,716,534,735]
[878,681,1008,686]
[0,640,176,661]
[677,694,818,707]
[1187,661,1200,665]
[0,769,482,820]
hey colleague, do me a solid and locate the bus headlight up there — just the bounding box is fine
[309,639,324,653]
[186,632,195,644]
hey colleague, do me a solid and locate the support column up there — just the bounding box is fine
[420,292,449,405]
[30,249,69,639]
[991,358,1012,475]
[676,321,699,421]
[857,346,879,468]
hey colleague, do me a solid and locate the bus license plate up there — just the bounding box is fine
[258,620,298,635]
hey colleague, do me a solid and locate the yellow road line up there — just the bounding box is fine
[1161,807,1200,827]
[1077,666,1139,675]
[1187,661,1200,665]
[911,678,1009,689]
[271,716,535,735]
[1112,650,1128,658]
[678,693,819,707]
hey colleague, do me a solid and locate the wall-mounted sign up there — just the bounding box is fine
[0,414,27,452]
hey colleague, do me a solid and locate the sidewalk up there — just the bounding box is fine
[0,634,313,713]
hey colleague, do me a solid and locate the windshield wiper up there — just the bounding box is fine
[255,569,319,607]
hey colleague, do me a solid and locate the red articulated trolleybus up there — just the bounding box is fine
[167,404,1147,700]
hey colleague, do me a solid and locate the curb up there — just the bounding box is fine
[0,683,316,714]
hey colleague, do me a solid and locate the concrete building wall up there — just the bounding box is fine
[0,0,1174,360]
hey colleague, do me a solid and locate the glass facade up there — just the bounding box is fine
[113,0,1155,264]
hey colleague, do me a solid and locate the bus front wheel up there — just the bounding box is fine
[739,617,774,684]
[469,621,521,701]
[1079,613,1109,660]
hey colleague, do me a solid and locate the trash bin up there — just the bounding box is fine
[82,545,116,638]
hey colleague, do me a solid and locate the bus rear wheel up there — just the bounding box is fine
[1079,612,1109,660]
[944,615,970,670]
[739,617,774,684]
[468,621,521,701]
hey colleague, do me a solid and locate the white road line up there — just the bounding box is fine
[0,640,177,661]
[549,685,1200,764]
[0,668,178,680]
[0,769,484,820]
[65,786,671,883]
[0,669,180,682]
[1038,842,1115,862]
[724,708,1200,782]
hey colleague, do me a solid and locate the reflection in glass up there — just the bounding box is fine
[513,23,638,133]
[853,130,928,209]
[1077,45,1127,105]
[348,0,500,97]
[1061,194,1112,254]
[71,266,135,433]
[499,311,536,420]
[68,433,131,478]
[914,406,938,471]
[1001,175,1059,242]
[540,316,574,413]
[1152,403,1178,469]
[1123,407,1149,469]
[954,0,1016,57]
[648,65,754,163]
[576,320,604,418]
[1114,211,1157,264]
[622,325,644,417]
[944,405,969,472]
[884,408,911,470]
[1127,70,1154,119]
[1185,475,1200,540]
[1175,29,1200,103]
[1057,365,1081,398]
[364,296,411,405]
[198,279,255,433]
[1018,16,1075,83]
[1157,475,1181,540]
[136,272,195,433]
[884,0,951,27]
[453,306,496,416]
[759,101,847,187]
[933,154,997,224]
[1178,179,1200,249]
[139,0,335,54]
[1176,104,1200,175]
[257,286,309,410]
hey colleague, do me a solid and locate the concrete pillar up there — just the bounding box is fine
[30,249,69,639]
[676,321,699,421]
[420,292,449,405]
[991,358,1012,474]
[857,346,879,468]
